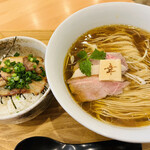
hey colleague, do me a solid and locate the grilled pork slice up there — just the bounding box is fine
[1,72,11,81]
[67,76,129,102]
[0,57,24,80]
[23,57,44,73]
[0,78,6,87]
[0,78,47,96]
[0,87,24,96]
[27,78,47,95]
[0,57,24,67]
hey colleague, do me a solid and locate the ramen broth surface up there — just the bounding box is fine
[64,25,150,127]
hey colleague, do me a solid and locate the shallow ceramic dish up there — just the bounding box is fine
[0,36,50,124]
[45,2,150,143]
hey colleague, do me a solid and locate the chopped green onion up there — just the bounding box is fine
[19,79,25,85]
[16,96,20,100]
[31,73,42,81]
[4,59,11,67]
[14,63,25,73]
[30,58,34,62]
[26,77,31,82]
[14,52,20,57]
[14,76,20,81]
[25,84,30,89]
[1,67,12,73]
[33,57,36,62]
[25,71,32,77]
[28,54,33,58]
[6,68,12,73]
[16,84,23,89]
[40,67,46,77]
[11,61,16,66]
[32,70,36,74]
[12,73,17,77]
[33,65,37,69]
[35,60,39,64]
[1,67,7,72]
[34,75,42,81]
[7,77,11,81]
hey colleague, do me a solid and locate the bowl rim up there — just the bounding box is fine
[0,36,50,120]
[45,2,150,143]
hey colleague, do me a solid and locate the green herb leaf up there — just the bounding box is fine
[79,59,91,76]
[76,49,106,77]
[77,51,87,59]
[14,52,20,57]
[90,49,106,60]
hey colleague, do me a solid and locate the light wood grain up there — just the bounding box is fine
[0,30,149,150]
[1,0,149,150]
[0,0,133,31]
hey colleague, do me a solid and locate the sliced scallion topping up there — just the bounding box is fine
[14,52,20,57]
[1,54,46,90]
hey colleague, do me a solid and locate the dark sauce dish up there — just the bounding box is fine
[15,136,142,150]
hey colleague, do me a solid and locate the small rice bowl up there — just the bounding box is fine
[0,36,50,124]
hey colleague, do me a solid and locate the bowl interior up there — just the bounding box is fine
[45,2,150,143]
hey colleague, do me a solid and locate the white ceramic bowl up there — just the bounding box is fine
[0,36,50,124]
[45,2,150,143]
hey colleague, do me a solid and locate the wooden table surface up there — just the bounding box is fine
[1,0,150,150]
[0,0,133,31]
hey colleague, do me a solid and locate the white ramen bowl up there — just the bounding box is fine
[45,2,150,143]
[0,36,50,124]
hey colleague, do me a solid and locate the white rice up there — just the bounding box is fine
[0,93,43,116]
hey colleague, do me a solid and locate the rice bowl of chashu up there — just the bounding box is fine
[0,36,50,124]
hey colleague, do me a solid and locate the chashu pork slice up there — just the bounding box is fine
[1,71,12,81]
[0,78,47,96]
[23,57,44,74]
[27,78,47,95]
[0,57,24,67]
[67,76,129,102]
[0,87,26,96]
[0,56,24,80]
[0,77,6,87]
